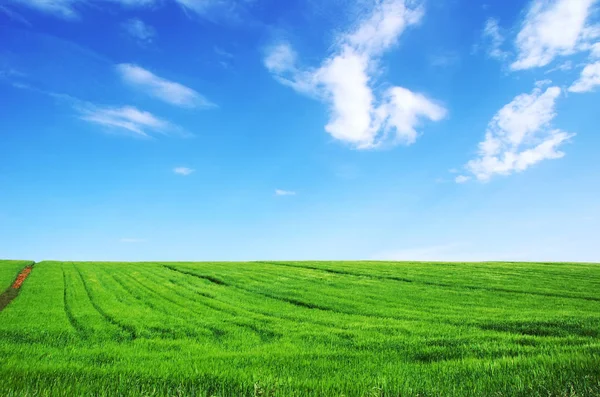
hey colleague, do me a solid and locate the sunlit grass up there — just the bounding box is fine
[0,260,599,396]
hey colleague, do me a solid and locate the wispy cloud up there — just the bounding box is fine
[264,0,446,149]
[545,60,574,74]
[214,46,234,59]
[5,78,182,138]
[591,42,600,58]
[123,18,156,45]
[275,189,296,196]
[569,61,600,92]
[429,52,460,68]
[265,43,298,74]
[78,104,172,137]
[458,85,574,182]
[173,0,247,21]
[9,0,78,18]
[214,46,235,68]
[0,5,32,26]
[534,79,553,88]
[117,63,215,108]
[481,18,509,60]
[173,167,194,175]
[511,0,598,70]
[9,0,155,19]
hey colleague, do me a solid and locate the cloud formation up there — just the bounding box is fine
[123,18,155,44]
[569,61,600,92]
[511,0,598,70]
[172,0,228,16]
[117,64,214,108]
[78,105,172,137]
[264,44,297,74]
[591,43,600,58]
[482,18,509,60]
[459,86,574,181]
[265,0,446,149]
[173,167,194,175]
[275,189,296,196]
[9,0,154,18]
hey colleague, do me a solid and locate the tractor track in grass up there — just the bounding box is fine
[256,261,600,302]
[163,262,594,337]
[161,264,490,336]
[162,264,334,312]
[0,263,34,312]
[62,267,87,335]
[75,268,138,340]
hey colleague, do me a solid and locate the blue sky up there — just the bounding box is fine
[1,0,599,262]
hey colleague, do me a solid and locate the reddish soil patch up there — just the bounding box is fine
[0,265,34,312]
[12,266,32,289]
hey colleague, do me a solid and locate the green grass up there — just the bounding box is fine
[0,260,33,290]
[0,261,599,396]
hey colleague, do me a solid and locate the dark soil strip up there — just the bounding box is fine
[0,264,34,312]
[257,261,600,302]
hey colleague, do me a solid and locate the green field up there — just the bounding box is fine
[0,260,33,290]
[0,260,599,396]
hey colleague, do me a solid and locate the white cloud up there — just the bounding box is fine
[511,0,598,70]
[172,0,210,14]
[9,0,78,18]
[174,167,194,175]
[275,189,296,196]
[591,42,600,58]
[569,61,600,92]
[344,0,424,56]
[265,0,445,149]
[123,18,155,44]
[9,0,154,18]
[544,60,574,73]
[117,64,214,108]
[172,0,238,17]
[379,87,447,145]
[482,18,509,60]
[264,43,297,74]
[535,79,553,87]
[462,86,574,181]
[5,80,180,137]
[78,105,171,137]
[455,175,470,183]
[316,49,378,147]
